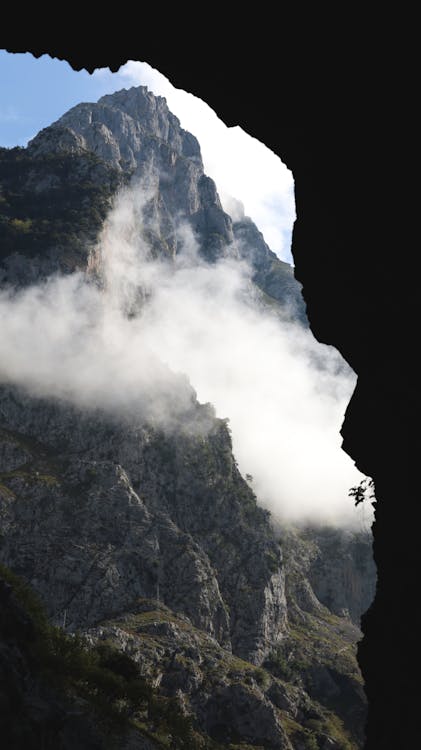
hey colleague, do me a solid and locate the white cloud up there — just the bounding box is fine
[0,180,368,528]
[92,60,295,263]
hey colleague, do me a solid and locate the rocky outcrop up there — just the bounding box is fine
[233,216,306,322]
[300,527,375,627]
[0,383,286,665]
[265,526,368,747]
[1,561,357,750]
[38,87,204,171]
[276,524,376,627]
[24,87,236,267]
[86,595,364,749]
[86,600,297,749]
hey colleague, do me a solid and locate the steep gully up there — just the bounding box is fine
[4,40,418,748]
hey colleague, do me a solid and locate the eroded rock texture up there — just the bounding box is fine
[0,384,287,664]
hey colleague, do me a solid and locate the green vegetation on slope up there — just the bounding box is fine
[0,565,223,748]
[0,146,121,264]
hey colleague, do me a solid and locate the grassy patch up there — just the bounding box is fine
[0,468,60,488]
[0,482,16,499]
[280,708,356,750]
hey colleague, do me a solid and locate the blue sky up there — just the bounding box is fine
[0,51,132,147]
[0,51,295,263]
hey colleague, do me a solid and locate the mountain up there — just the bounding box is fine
[0,86,375,749]
[0,86,305,321]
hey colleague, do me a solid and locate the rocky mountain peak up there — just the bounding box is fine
[28,84,203,172]
[2,84,305,316]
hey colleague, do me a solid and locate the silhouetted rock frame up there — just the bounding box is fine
[2,27,417,749]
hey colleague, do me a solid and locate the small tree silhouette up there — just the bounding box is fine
[348,477,375,506]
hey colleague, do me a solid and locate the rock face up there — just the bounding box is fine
[0,85,368,748]
[36,87,204,172]
[276,524,376,627]
[300,527,375,627]
[0,563,354,750]
[0,384,286,665]
[261,524,371,748]
[86,601,297,749]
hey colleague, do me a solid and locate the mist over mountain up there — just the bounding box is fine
[0,86,375,749]
[0,85,365,528]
